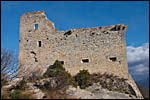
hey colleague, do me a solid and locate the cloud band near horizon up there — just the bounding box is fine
[127,43,149,81]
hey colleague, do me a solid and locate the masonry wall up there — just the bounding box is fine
[19,11,143,98]
[19,11,129,79]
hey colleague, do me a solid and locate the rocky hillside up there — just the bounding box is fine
[1,60,141,99]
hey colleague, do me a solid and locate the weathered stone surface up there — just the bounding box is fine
[18,11,143,98]
[2,77,23,91]
[19,11,129,78]
[26,83,45,99]
[66,84,137,99]
[34,77,57,89]
[1,80,46,99]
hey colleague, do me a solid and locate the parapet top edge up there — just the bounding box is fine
[20,11,128,32]
[21,11,45,17]
[64,24,128,32]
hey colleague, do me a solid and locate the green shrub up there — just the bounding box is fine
[43,60,74,90]
[8,89,36,99]
[43,60,66,78]
[51,60,65,71]
[9,89,21,99]
[74,70,93,89]
[44,69,71,78]
[70,77,78,88]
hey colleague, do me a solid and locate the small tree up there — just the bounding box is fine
[51,60,65,71]
[74,69,93,89]
[1,48,18,87]
[42,60,73,97]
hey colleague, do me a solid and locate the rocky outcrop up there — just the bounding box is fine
[25,83,45,99]
[2,77,23,91]
[1,78,45,99]
[1,77,142,99]
[66,83,137,99]
[33,77,57,89]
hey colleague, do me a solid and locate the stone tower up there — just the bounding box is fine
[19,11,143,98]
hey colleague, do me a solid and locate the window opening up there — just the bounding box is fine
[81,58,89,63]
[76,34,78,37]
[30,51,38,62]
[90,32,95,36]
[31,51,36,55]
[38,41,41,47]
[34,24,38,30]
[60,61,64,65]
[109,57,117,62]
[35,57,38,62]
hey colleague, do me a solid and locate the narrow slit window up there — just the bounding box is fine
[38,41,41,47]
[109,57,117,62]
[81,58,89,63]
[34,24,38,30]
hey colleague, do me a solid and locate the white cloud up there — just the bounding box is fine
[127,43,149,63]
[126,43,149,80]
[128,64,149,75]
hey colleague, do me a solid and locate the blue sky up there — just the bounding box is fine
[1,1,149,85]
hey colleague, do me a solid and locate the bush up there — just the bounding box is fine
[43,69,72,89]
[70,77,78,88]
[74,70,93,89]
[43,60,74,90]
[41,60,79,98]
[44,69,71,78]
[8,89,22,99]
[51,60,65,71]
[8,89,36,99]
[43,60,66,78]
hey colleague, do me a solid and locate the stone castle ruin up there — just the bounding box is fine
[19,11,143,98]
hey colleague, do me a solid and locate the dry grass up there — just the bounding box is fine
[1,92,10,99]
[18,92,36,99]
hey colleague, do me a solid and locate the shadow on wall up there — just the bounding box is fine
[43,65,53,76]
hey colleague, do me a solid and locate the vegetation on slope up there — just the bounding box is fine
[1,59,148,99]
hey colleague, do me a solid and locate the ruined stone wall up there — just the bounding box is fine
[19,11,143,98]
[19,11,129,78]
